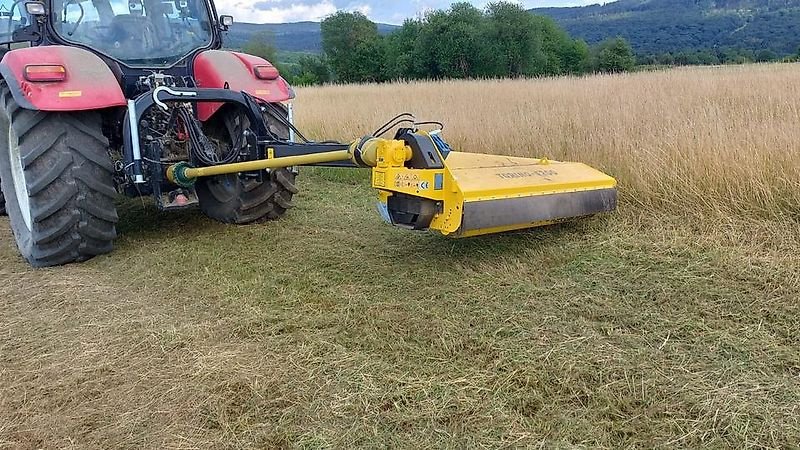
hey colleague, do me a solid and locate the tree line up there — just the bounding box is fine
[638,47,800,66]
[243,2,638,85]
[320,3,637,83]
[241,1,799,86]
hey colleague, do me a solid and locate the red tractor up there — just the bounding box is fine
[0,0,619,268]
[0,0,301,266]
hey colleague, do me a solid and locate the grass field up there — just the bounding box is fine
[1,65,799,448]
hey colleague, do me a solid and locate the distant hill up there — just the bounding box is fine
[225,2,800,57]
[224,21,399,53]
[531,0,800,55]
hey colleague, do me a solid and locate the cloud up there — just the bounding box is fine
[225,1,337,23]
[522,0,602,6]
[346,3,372,16]
[214,0,604,24]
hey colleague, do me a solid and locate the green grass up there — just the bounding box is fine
[1,169,798,448]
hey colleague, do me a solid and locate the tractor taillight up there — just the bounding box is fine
[253,65,279,81]
[24,65,66,82]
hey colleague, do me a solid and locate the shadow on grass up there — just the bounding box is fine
[302,167,371,184]
[302,166,615,262]
[388,217,607,264]
[114,197,210,238]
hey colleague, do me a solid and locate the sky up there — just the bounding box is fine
[216,1,601,25]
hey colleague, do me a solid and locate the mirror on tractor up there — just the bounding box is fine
[24,2,44,15]
[219,14,233,30]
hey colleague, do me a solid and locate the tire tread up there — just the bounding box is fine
[196,105,298,225]
[0,85,118,267]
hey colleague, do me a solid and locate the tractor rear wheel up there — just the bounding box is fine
[196,105,298,224]
[0,86,118,267]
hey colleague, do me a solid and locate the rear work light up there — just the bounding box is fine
[25,1,46,15]
[253,65,279,81]
[24,64,66,82]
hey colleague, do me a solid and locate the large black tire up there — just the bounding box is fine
[197,105,298,224]
[0,86,118,267]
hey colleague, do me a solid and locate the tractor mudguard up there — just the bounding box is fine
[0,46,126,111]
[193,50,294,121]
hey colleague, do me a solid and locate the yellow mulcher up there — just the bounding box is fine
[168,112,617,237]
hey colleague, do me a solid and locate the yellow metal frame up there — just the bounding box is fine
[368,132,617,236]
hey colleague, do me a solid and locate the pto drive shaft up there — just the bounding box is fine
[166,138,411,187]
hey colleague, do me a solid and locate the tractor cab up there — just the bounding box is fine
[51,0,216,67]
[0,0,223,70]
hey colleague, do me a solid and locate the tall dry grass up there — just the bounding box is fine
[294,64,800,220]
